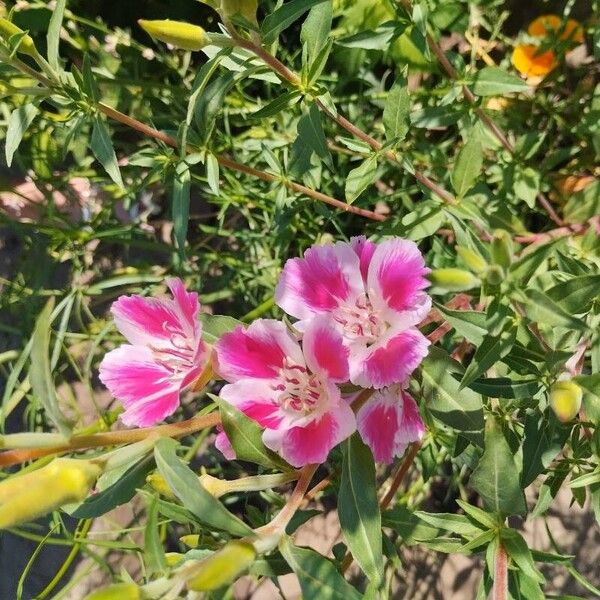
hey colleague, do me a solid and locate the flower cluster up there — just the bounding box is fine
[99,237,431,467]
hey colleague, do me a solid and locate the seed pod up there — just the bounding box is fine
[491,229,513,270]
[138,20,210,51]
[428,268,480,292]
[84,583,141,600]
[0,458,101,529]
[456,246,487,274]
[186,540,257,591]
[549,380,583,423]
[0,18,37,57]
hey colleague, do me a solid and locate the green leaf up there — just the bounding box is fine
[546,275,600,314]
[470,418,526,516]
[467,377,540,400]
[252,90,302,120]
[172,161,191,261]
[338,434,383,583]
[460,323,517,389]
[91,117,123,187]
[563,180,600,224]
[435,305,486,345]
[72,459,153,518]
[345,155,378,203]
[301,0,332,67]
[261,0,328,44]
[501,529,545,583]
[451,136,483,198]
[420,347,484,446]
[29,298,71,436]
[514,166,540,209]
[144,495,167,576]
[574,374,600,424]
[414,511,484,537]
[47,0,66,70]
[5,103,38,167]
[82,53,99,103]
[215,397,290,470]
[382,506,440,543]
[520,288,587,331]
[383,79,410,143]
[199,314,244,344]
[471,67,529,96]
[206,152,220,196]
[194,71,236,142]
[296,104,333,169]
[154,438,253,537]
[455,499,499,529]
[279,537,363,600]
[509,239,561,281]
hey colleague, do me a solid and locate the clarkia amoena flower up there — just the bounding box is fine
[213,318,356,467]
[99,279,207,427]
[275,236,431,389]
[356,387,425,464]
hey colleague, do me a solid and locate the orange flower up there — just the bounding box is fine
[512,14,584,78]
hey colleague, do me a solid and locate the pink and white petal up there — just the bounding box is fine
[302,316,350,383]
[120,387,181,427]
[356,390,403,464]
[275,242,363,321]
[263,402,356,467]
[350,236,377,282]
[214,319,303,382]
[167,278,200,340]
[99,345,180,404]
[110,293,182,347]
[367,238,431,326]
[215,428,236,460]
[395,391,425,448]
[219,379,284,429]
[349,327,430,389]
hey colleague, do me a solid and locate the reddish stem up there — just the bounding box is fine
[493,542,508,600]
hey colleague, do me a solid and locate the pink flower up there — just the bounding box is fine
[213,318,356,467]
[356,387,425,464]
[98,279,208,427]
[275,236,431,389]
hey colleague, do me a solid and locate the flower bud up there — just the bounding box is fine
[186,540,256,591]
[484,264,504,287]
[0,18,38,57]
[456,246,487,274]
[491,229,513,270]
[549,380,583,423]
[84,583,140,600]
[428,268,480,292]
[0,458,101,529]
[138,20,210,51]
[146,472,176,499]
[221,0,258,25]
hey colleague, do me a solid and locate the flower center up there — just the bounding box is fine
[151,321,196,375]
[273,358,325,414]
[332,293,387,344]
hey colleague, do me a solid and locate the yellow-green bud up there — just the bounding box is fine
[550,381,583,423]
[146,472,176,499]
[84,583,140,600]
[0,18,37,57]
[428,268,480,292]
[138,20,210,51]
[165,552,185,567]
[491,229,513,270]
[0,458,101,529]
[186,540,257,591]
[180,534,200,548]
[456,246,487,274]
[222,0,258,24]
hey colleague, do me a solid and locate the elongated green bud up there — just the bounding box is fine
[550,380,582,423]
[0,18,38,57]
[456,246,487,274]
[484,264,504,286]
[0,458,101,529]
[138,20,210,51]
[186,540,256,591]
[429,268,480,292]
[84,583,140,600]
[491,229,513,269]
[222,0,258,24]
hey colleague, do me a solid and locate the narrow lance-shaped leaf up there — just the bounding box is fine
[452,135,483,198]
[47,0,66,70]
[470,418,526,517]
[338,433,383,583]
[5,103,38,167]
[519,288,587,331]
[154,438,253,537]
[29,298,71,436]
[279,537,363,600]
[172,161,191,261]
[300,0,333,67]
[261,0,328,44]
[345,155,378,203]
[91,116,124,187]
[297,104,333,169]
[383,78,410,143]
[546,274,600,314]
[471,66,530,96]
[144,495,168,576]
